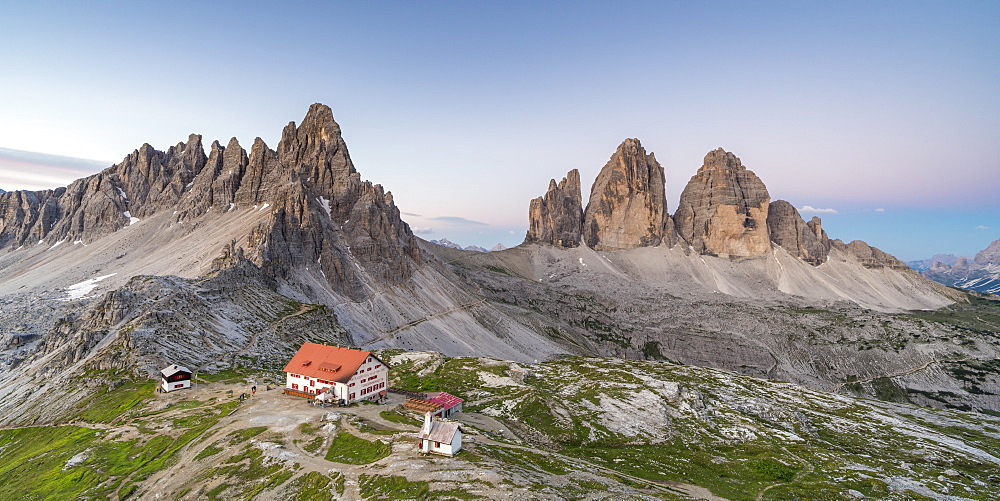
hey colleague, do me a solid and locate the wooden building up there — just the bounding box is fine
[424,392,463,417]
[402,392,464,418]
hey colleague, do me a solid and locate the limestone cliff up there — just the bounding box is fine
[582,139,670,250]
[673,148,771,258]
[766,200,830,266]
[525,169,584,247]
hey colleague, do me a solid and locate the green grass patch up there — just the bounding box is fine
[195,444,225,461]
[359,474,481,500]
[0,426,106,499]
[324,431,391,464]
[226,426,268,444]
[477,444,570,475]
[286,471,334,501]
[74,380,158,423]
[380,409,422,427]
[303,436,324,455]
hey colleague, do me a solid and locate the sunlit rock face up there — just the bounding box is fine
[583,138,671,250]
[674,148,771,258]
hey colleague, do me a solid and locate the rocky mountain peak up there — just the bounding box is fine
[766,201,830,266]
[673,148,771,257]
[583,138,670,250]
[973,239,1000,267]
[525,169,583,247]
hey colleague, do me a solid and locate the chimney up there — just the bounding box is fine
[421,411,433,436]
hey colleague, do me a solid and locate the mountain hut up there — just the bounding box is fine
[283,343,388,404]
[161,364,192,392]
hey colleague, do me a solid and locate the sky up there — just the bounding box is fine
[1,1,998,261]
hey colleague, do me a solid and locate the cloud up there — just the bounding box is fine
[0,147,110,191]
[975,225,989,230]
[429,216,489,226]
[508,230,516,235]
[874,208,886,213]
[401,212,422,217]
[411,227,434,235]
[799,205,838,214]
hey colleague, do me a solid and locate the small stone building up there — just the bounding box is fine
[417,412,463,457]
[161,364,192,392]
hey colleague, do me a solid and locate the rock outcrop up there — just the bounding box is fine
[973,239,1000,268]
[525,169,583,247]
[583,139,671,250]
[674,148,771,257]
[766,200,830,265]
[830,239,909,270]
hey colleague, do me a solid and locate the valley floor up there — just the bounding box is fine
[1,352,999,500]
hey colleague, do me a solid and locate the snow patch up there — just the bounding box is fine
[116,187,128,200]
[64,274,117,300]
[227,203,235,212]
[317,197,331,216]
[123,211,140,225]
[49,240,66,250]
[259,203,270,211]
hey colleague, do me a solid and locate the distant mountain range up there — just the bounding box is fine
[907,253,965,271]
[428,238,507,253]
[917,239,1000,294]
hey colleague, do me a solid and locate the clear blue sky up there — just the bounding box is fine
[1,1,998,260]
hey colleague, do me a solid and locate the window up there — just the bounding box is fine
[349,393,355,400]
[292,384,298,390]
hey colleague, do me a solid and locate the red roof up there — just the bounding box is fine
[424,392,463,410]
[282,343,382,383]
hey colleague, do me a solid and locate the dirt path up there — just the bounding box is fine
[831,357,965,393]
[358,300,487,348]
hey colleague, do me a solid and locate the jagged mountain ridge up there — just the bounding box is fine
[920,239,1000,294]
[0,104,419,301]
